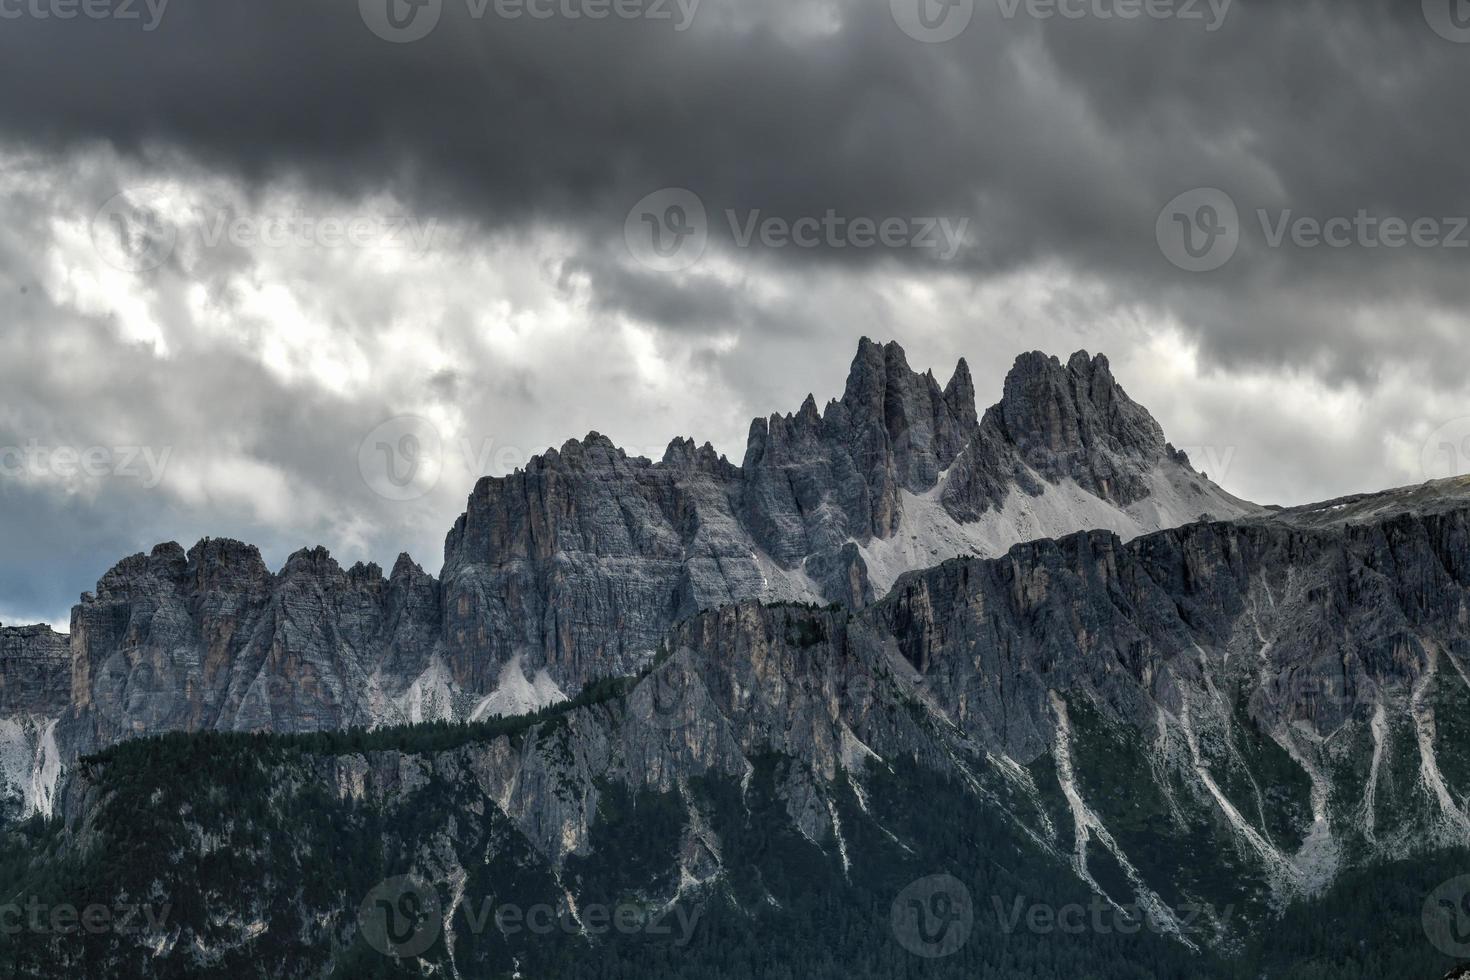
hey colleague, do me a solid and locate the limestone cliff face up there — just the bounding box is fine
[426,497,1470,905]
[879,495,1470,762]
[0,624,69,719]
[63,539,444,756]
[438,432,751,693]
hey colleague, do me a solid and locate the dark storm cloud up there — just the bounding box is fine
[6,0,1462,378]
[0,3,1433,222]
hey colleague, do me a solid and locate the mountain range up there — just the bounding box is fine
[1,338,1253,799]
[1,339,1465,979]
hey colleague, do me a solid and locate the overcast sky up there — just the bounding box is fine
[3,0,1470,629]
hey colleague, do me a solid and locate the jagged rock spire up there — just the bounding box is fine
[994,350,1165,460]
[943,356,978,431]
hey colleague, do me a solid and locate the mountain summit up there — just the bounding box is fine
[437,338,1253,701]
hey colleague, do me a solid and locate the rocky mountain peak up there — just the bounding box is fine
[798,393,821,426]
[995,349,1164,458]
[282,545,343,581]
[389,552,426,581]
[184,537,273,593]
[1067,348,1108,375]
[828,338,979,490]
[942,355,978,429]
[150,541,187,564]
[347,562,387,593]
[840,337,916,403]
[662,437,736,477]
[551,431,629,467]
